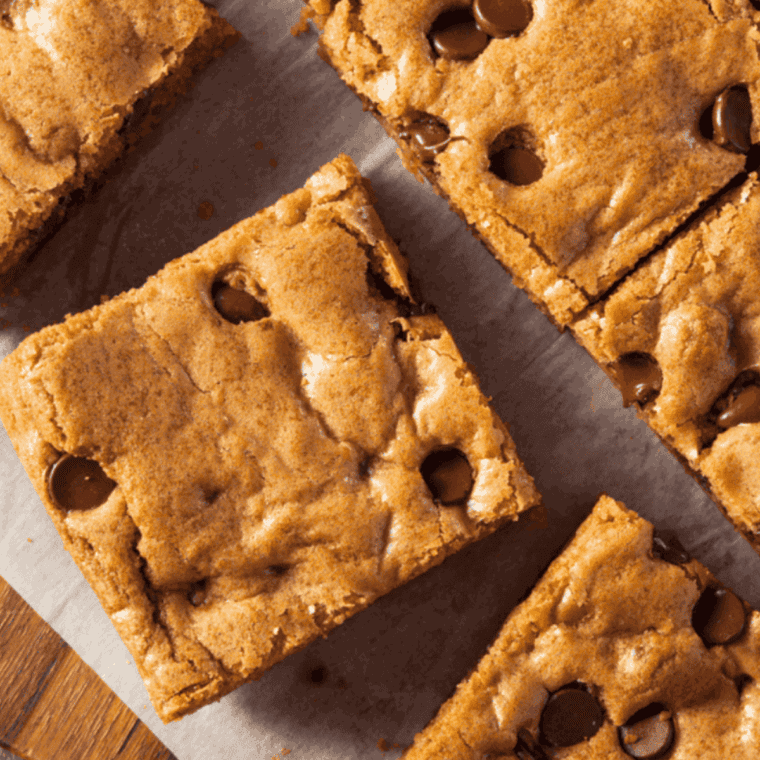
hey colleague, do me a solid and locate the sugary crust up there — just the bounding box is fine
[573,175,760,553]
[308,0,760,325]
[403,495,760,759]
[0,0,239,281]
[0,155,540,722]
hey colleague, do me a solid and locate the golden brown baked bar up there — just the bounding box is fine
[0,0,239,281]
[573,174,760,558]
[0,155,540,722]
[403,495,760,759]
[306,0,760,326]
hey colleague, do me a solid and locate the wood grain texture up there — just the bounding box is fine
[0,576,175,760]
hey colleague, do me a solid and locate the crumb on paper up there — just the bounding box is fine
[282,750,291,757]
[255,140,264,150]
[0,318,11,331]
[526,503,548,531]
[27,538,32,543]
[378,738,390,752]
[269,158,279,169]
[291,5,316,36]
[22,323,30,332]
[197,201,215,220]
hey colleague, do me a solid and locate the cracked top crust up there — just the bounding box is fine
[402,495,760,759]
[0,0,238,279]
[309,0,760,325]
[0,155,540,722]
[573,174,760,554]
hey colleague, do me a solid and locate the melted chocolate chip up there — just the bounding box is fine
[421,448,474,505]
[399,117,451,162]
[474,0,532,38]
[540,684,604,747]
[612,352,662,407]
[717,384,760,428]
[309,665,328,684]
[713,86,752,154]
[618,704,675,760]
[430,8,489,60]
[692,586,747,647]
[651,531,690,565]
[47,454,117,511]
[490,145,543,185]
[514,728,550,760]
[212,282,269,324]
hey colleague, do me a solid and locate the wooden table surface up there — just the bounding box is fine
[0,575,175,760]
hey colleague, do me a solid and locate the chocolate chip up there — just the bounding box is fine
[611,352,662,407]
[474,0,532,37]
[618,704,675,760]
[430,8,489,60]
[212,282,269,324]
[514,728,550,760]
[651,531,690,565]
[717,384,760,428]
[692,586,747,646]
[713,86,752,154]
[309,665,328,684]
[421,448,474,505]
[399,117,451,162]
[488,127,544,185]
[540,684,604,747]
[47,453,117,511]
[490,145,543,185]
[265,564,289,577]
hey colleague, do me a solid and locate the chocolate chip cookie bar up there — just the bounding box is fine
[0,154,540,722]
[403,495,760,759]
[573,175,760,558]
[0,0,238,281]
[306,0,760,326]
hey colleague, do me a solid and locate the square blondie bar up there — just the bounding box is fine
[574,175,760,559]
[0,0,239,281]
[307,0,760,326]
[403,495,760,759]
[0,154,540,722]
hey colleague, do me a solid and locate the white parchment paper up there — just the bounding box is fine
[3,1,760,757]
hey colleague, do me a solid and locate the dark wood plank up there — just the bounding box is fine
[0,576,172,760]
[0,579,69,747]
